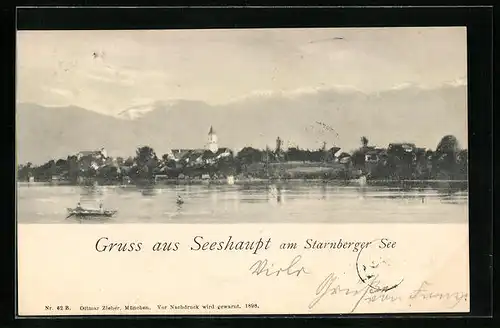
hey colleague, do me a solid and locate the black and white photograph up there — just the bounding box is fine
[14,21,478,316]
[16,27,468,224]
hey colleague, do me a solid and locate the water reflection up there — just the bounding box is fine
[77,185,104,209]
[141,187,161,197]
[17,181,468,224]
[80,185,103,197]
[176,202,183,213]
[321,184,327,200]
[268,185,285,205]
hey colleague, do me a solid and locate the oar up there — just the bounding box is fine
[65,213,75,219]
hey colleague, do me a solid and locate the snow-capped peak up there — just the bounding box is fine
[225,84,361,104]
[389,82,421,90]
[116,100,177,120]
[117,104,156,120]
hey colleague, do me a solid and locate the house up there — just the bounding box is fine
[324,147,341,162]
[387,143,416,154]
[365,148,387,163]
[169,149,204,166]
[167,126,232,167]
[185,150,207,167]
[76,148,108,161]
[184,148,233,167]
[336,152,351,164]
[213,147,233,160]
[76,148,108,170]
[169,149,193,162]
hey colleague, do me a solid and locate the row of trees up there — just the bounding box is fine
[350,135,468,180]
[17,135,468,183]
[17,143,342,183]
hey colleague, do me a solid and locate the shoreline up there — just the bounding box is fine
[17,178,469,189]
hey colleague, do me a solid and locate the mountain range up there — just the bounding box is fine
[16,84,467,165]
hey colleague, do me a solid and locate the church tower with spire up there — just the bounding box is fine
[208,126,218,153]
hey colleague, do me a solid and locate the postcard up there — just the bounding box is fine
[16,27,469,316]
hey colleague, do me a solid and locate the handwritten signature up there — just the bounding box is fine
[309,272,401,312]
[408,281,468,307]
[309,273,468,312]
[249,255,310,277]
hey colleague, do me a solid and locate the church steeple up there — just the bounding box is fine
[207,125,218,153]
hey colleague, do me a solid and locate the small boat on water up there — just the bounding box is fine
[66,202,117,218]
[66,208,117,218]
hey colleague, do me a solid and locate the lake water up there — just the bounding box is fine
[16,182,468,224]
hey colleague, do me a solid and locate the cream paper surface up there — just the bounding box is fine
[17,223,469,316]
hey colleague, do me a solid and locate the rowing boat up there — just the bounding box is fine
[66,207,118,218]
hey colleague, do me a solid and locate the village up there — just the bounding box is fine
[16,125,468,185]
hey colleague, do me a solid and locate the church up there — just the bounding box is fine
[167,126,233,166]
[207,125,218,153]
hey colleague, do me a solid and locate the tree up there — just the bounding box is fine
[275,136,283,153]
[66,155,80,182]
[55,158,68,175]
[17,163,33,181]
[285,147,305,162]
[135,146,157,165]
[309,148,324,162]
[124,156,134,166]
[361,136,369,148]
[134,146,158,179]
[55,159,67,167]
[97,165,121,182]
[236,147,263,164]
[351,149,366,168]
[435,135,461,176]
[115,157,125,166]
[33,160,57,181]
[457,149,468,180]
[436,135,460,154]
[274,137,285,162]
[263,146,272,163]
[349,136,370,171]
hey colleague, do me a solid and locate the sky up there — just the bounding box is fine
[16,27,467,116]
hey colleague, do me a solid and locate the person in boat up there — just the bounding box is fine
[76,202,82,210]
[99,203,104,214]
[176,195,184,205]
